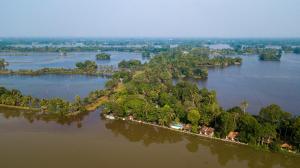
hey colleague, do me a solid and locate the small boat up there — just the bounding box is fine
[105,114,115,120]
[170,123,183,130]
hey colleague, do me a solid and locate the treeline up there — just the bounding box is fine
[148,48,242,79]
[0,46,169,54]
[216,105,300,152]
[118,60,142,69]
[75,60,98,72]
[0,87,85,116]
[0,60,117,76]
[0,86,108,119]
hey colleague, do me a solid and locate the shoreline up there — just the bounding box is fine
[105,115,248,146]
[0,70,114,77]
[0,104,40,111]
[85,96,108,111]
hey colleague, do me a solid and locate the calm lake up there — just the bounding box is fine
[0,51,148,70]
[199,53,300,115]
[0,108,299,168]
[0,51,146,101]
[0,75,108,101]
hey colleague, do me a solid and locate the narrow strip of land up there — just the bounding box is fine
[107,115,248,146]
[85,96,108,111]
[0,104,40,111]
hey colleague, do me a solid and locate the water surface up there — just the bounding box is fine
[199,54,300,114]
[0,51,147,70]
[0,108,298,168]
[0,75,107,101]
[0,51,146,101]
[1,52,300,114]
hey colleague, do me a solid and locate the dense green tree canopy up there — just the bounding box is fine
[96,53,111,60]
[259,49,282,61]
[75,60,98,72]
[118,60,142,69]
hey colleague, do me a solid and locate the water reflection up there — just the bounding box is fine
[105,119,183,146]
[104,119,300,168]
[199,54,300,115]
[1,107,299,168]
[0,107,87,127]
[0,51,148,70]
[0,75,108,101]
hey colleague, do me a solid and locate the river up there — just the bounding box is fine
[0,107,299,168]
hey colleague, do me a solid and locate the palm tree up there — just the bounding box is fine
[240,100,249,114]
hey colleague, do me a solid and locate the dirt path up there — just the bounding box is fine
[85,96,108,111]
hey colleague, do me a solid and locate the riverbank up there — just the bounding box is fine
[103,114,248,146]
[0,104,40,111]
[85,96,108,111]
[0,69,115,77]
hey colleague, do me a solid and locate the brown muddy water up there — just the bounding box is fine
[0,107,299,168]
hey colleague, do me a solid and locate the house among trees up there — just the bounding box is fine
[281,143,293,151]
[128,115,134,121]
[200,126,214,137]
[183,124,192,132]
[226,131,239,141]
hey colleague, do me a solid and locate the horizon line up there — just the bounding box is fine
[1,36,300,40]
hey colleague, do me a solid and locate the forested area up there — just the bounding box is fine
[259,49,282,61]
[96,53,111,60]
[103,49,300,153]
[0,86,108,119]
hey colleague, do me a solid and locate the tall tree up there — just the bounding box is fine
[240,100,249,114]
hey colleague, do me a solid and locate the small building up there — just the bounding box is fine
[200,126,215,137]
[226,131,239,141]
[281,143,292,150]
[128,115,134,121]
[183,124,192,131]
[182,51,189,55]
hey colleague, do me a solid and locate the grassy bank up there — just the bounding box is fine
[0,104,40,111]
[85,96,108,111]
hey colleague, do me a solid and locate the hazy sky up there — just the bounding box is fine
[1,0,300,38]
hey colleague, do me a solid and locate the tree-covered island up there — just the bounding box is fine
[0,60,116,76]
[96,53,111,60]
[259,49,282,61]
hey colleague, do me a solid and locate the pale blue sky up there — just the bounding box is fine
[0,0,300,38]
